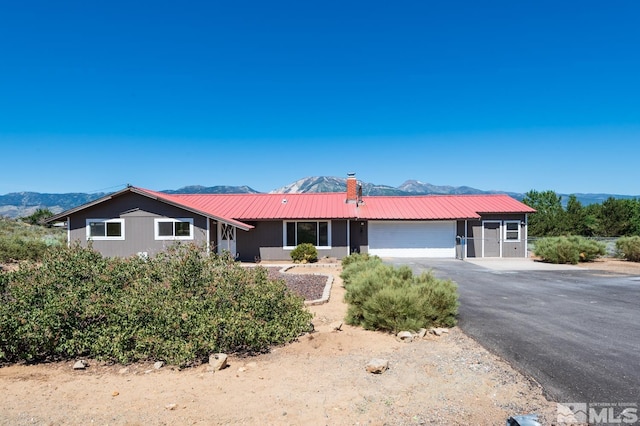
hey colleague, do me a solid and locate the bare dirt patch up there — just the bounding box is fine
[0,264,559,425]
[576,257,640,275]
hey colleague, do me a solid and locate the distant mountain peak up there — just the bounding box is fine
[2,176,637,219]
[271,176,346,194]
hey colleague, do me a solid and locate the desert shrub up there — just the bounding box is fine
[0,218,65,263]
[341,252,378,268]
[0,237,50,263]
[340,254,384,285]
[615,236,640,262]
[341,254,458,333]
[534,236,606,264]
[289,243,318,263]
[0,243,312,366]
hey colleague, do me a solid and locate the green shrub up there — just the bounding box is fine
[0,243,312,366]
[615,236,640,262]
[340,252,380,268]
[341,254,458,333]
[289,243,318,263]
[534,236,606,264]
[0,218,65,263]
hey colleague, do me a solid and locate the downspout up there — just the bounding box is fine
[67,216,71,247]
[206,219,210,255]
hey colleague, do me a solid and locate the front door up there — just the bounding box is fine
[483,221,501,257]
[218,223,237,257]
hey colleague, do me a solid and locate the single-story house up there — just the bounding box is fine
[45,174,536,261]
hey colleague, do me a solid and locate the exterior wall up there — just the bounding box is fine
[68,192,209,257]
[236,220,351,262]
[464,214,528,258]
[349,220,369,254]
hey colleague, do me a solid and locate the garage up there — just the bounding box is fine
[368,220,456,258]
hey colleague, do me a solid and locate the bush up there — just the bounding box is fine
[615,236,640,262]
[0,218,65,263]
[534,235,606,264]
[341,252,378,268]
[0,243,312,366]
[290,243,318,263]
[341,254,458,333]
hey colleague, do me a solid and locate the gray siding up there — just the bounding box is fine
[68,192,209,257]
[464,214,528,258]
[236,220,351,262]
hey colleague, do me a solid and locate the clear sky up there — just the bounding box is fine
[1,1,639,195]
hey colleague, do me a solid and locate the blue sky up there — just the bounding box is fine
[1,1,639,195]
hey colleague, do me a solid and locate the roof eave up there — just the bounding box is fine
[44,187,254,231]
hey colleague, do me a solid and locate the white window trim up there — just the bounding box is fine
[504,220,521,242]
[86,218,125,241]
[283,220,332,249]
[154,218,194,240]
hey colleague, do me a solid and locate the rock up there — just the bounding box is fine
[366,358,389,374]
[417,328,428,338]
[118,367,130,375]
[165,403,178,411]
[208,353,228,371]
[73,360,88,370]
[397,331,414,342]
[431,327,450,336]
[112,391,119,397]
[154,361,164,370]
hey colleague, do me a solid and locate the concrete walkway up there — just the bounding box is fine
[464,257,582,271]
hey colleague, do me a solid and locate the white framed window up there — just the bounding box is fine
[86,218,125,240]
[504,221,521,241]
[284,221,331,248]
[154,218,194,240]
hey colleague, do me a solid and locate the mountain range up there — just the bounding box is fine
[1,176,638,219]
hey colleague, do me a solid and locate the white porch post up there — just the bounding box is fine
[524,214,529,258]
[346,219,350,257]
[206,219,210,255]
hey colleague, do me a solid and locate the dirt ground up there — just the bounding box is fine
[1,259,638,425]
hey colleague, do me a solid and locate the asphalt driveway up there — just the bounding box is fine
[387,258,640,406]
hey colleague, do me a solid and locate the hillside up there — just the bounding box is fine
[1,178,637,218]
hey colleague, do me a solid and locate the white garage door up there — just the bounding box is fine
[368,221,456,258]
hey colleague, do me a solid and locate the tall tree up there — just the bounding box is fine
[565,195,587,235]
[522,190,567,237]
[598,197,633,237]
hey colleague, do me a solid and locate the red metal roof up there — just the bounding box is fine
[135,188,534,221]
[356,194,536,220]
[152,192,355,220]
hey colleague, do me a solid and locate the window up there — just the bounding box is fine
[284,221,330,247]
[86,219,124,240]
[155,218,194,240]
[504,221,521,241]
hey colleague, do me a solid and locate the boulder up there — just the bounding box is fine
[397,331,414,342]
[73,360,88,370]
[366,358,389,374]
[208,353,228,371]
[430,327,450,336]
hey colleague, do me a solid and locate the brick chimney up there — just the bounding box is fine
[346,172,357,203]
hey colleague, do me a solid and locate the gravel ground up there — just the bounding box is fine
[265,266,329,301]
